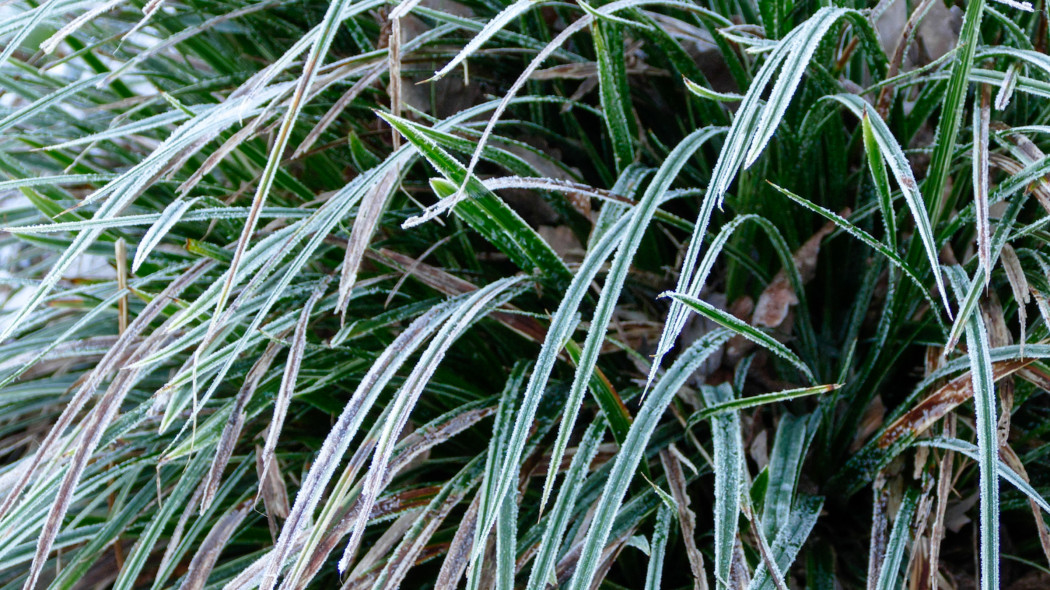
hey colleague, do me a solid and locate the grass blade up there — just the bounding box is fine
[945,266,999,590]
[700,383,743,588]
[923,0,985,223]
[874,488,920,590]
[567,329,731,590]
[664,293,815,384]
[974,86,992,287]
[644,504,673,590]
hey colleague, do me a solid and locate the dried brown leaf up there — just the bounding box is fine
[202,336,286,512]
[337,167,401,319]
[1000,245,1029,356]
[752,218,837,329]
[179,500,254,590]
[879,359,1031,448]
[660,448,710,590]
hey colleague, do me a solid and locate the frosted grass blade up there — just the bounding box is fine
[566,329,731,590]
[874,488,920,590]
[644,504,673,590]
[665,293,815,384]
[945,266,999,590]
[524,417,606,590]
[133,197,198,272]
[700,383,743,587]
[826,94,951,315]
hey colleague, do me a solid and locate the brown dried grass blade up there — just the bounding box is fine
[435,493,481,589]
[867,471,889,590]
[367,474,478,589]
[1000,445,1050,567]
[739,498,788,590]
[179,499,254,590]
[336,167,400,320]
[660,448,710,590]
[344,512,417,585]
[0,261,209,521]
[202,335,287,512]
[210,0,351,342]
[993,134,1050,213]
[293,65,385,159]
[261,304,450,590]
[257,445,291,541]
[341,280,520,574]
[260,278,330,479]
[26,342,166,589]
[177,106,277,196]
[1000,244,1029,356]
[928,416,956,590]
[371,248,547,342]
[980,293,1016,446]
[282,399,493,588]
[115,238,128,334]
[879,359,1031,447]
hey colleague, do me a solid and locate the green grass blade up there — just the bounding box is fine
[593,21,636,172]
[747,495,823,590]
[467,363,527,590]
[923,0,986,222]
[861,111,897,251]
[537,126,725,515]
[566,329,731,590]
[341,276,525,573]
[825,94,950,315]
[524,416,607,590]
[665,293,815,384]
[644,504,673,590]
[700,382,743,588]
[691,384,839,424]
[916,437,1050,514]
[945,266,999,590]
[874,488,920,590]
[760,414,809,540]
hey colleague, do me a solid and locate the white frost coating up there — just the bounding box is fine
[466,201,640,573]
[260,278,329,480]
[483,176,625,205]
[973,90,991,287]
[339,276,524,573]
[991,0,1033,10]
[567,330,732,590]
[651,19,800,386]
[402,0,719,229]
[257,301,457,590]
[430,0,546,80]
[134,197,199,272]
[745,9,852,168]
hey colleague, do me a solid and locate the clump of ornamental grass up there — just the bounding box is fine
[0,0,1048,587]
